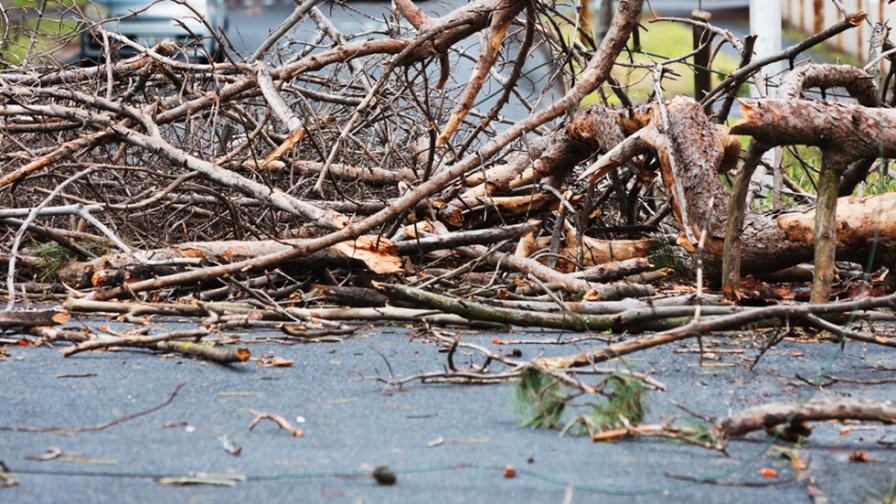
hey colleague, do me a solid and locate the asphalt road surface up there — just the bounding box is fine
[2,314,895,503]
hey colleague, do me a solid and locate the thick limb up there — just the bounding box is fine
[721,141,768,299]
[811,159,843,303]
[436,0,525,145]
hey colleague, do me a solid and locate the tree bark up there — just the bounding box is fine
[721,141,767,298]
[581,97,896,281]
[88,0,645,301]
[731,99,896,160]
[811,162,842,303]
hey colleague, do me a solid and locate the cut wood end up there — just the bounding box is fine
[51,311,71,324]
[331,214,351,229]
[736,100,758,120]
[236,348,251,362]
[848,11,867,26]
[591,428,629,442]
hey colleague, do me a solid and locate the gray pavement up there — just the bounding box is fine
[1,315,895,503]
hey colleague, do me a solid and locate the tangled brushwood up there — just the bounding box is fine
[2,0,896,444]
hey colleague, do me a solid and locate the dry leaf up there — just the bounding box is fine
[256,356,294,368]
[330,236,401,274]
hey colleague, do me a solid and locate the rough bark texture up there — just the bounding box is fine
[721,141,767,297]
[580,96,896,280]
[778,64,878,106]
[647,98,732,242]
[731,99,896,160]
[0,310,69,329]
[811,163,842,303]
[734,194,896,275]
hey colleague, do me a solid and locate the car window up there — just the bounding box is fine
[93,0,209,18]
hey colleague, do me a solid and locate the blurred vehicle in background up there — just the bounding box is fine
[80,0,228,63]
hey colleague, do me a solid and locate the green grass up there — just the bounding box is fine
[749,146,896,211]
[613,19,741,101]
[783,27,861,67]
[11,0,89,8]
[579,18,742,106]
[1,16,78,64]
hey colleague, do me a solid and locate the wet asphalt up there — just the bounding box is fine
[1,313,895,503]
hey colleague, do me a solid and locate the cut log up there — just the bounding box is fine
[580,97,896,282]
[725,65,881,300]
[731,99,896,160]
[0,310,70,329]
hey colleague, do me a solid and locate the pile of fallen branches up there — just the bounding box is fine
[2,0,895,383]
